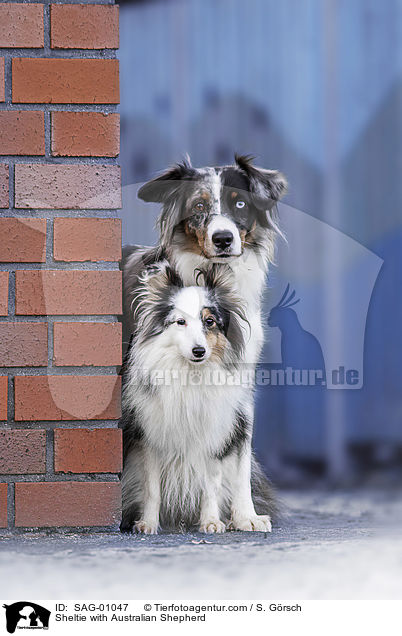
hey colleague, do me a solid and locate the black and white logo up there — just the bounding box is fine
[2,602,50,634]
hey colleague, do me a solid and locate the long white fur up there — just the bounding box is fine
[122,279,266,533]
[121,267,272,533]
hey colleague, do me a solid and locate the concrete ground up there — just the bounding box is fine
[0,490,401,600]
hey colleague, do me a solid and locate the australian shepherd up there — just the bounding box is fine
[121,154,287,533]
[120,263,276,533]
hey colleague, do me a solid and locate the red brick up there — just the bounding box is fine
[53,322,122,367]
[54,218,121,262]
[14,375,121,421]
[0,483,7,528]
[0,59,4,102]
[15,482,121,527]
[0,323,48,367]
[0,430,46,474]
[0,218,46,262]
[12,58,119,104]
[51,111,119,157]
[15,164,121,209]
[51,4,118,50]
[15,270,122,315]
[0,111,45,155]
[0,164,8,208]
[0,272,8,316]
[0,4,44,48]
[54,428,122,473]
[0,377,7,421]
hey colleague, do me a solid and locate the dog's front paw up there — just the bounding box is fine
[120,519,134,533]
[229,515,272,532]
[199,519,226,534]
[135,520,158,534]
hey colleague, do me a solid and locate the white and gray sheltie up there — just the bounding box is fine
[120,154,287,533]
[120,263,276,533]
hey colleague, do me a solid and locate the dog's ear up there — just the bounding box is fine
[141,262,183,296]
[137,157,195,203]
[164,265,183,289]
[234,154,287,213]
[200,264,232,291]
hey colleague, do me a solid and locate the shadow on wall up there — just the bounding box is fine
[255,285,326,483]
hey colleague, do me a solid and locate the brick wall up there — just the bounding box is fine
[0,0,122,530]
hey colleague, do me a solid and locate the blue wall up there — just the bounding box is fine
[119,0,402,482]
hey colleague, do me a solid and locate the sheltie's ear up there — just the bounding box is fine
[164,265,184,289]
[234,154,287,227]
[137,157,195,203]
[138,261,184,304]
[134,263,183,340]
[200,263,234,292]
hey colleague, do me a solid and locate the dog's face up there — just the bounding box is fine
[165,286,228,365]
[137,155,287,260]
[136,264,245,366]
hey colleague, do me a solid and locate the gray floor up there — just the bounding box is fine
[0,490,401,600]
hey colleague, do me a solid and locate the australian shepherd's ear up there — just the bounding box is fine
[137,157,196,203]
[235,153,288,202]
[235,154,287,227]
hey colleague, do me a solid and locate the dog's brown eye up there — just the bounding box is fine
[204,317,215,328]
[176,318,186,326]
[194,201,205,212]
[235,200,246,209]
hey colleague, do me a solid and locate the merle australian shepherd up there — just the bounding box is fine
[120,154,287,533]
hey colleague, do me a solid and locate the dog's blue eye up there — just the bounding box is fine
[235,200,246,209]
[177,319,186,326]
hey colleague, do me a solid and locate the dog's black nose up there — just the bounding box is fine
[192,346,206,359]
[212,230,233,250]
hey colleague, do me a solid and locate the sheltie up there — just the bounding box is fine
[120,263,276,533]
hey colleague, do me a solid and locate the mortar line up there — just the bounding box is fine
[46,428,54,477]
[7,374,13,424]
[7,481,15,530]
[0,104,117,113]
[7,270,15,316]
[6,420,120,430]
[44,111,51,158]
[43,0,50,54]
[0,473,119,482]
[8,161,14,212]
[0,262,120,270]
[0,49,117,59]
[0,366,119,375]
[0,315,119,322]
[4,53,11,105]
